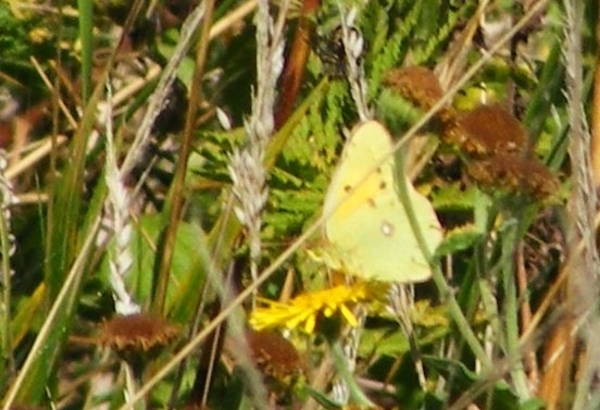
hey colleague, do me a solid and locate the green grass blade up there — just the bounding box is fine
[77,0,93,102]
[2,217,101,406]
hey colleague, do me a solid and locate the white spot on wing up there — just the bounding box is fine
[381,220,395,237]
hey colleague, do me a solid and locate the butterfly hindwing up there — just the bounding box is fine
[323,121,442,283]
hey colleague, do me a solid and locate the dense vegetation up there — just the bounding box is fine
[0,1,598,409]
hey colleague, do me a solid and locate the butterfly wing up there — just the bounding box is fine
[323,121,442,283]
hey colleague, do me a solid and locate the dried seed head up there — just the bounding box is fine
[467,153,559,199]
[246,330,305,382]
[447,105,527,157]
[99,312,179,371]
[384,66,444,111]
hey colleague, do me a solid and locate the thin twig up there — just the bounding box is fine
[120,2,206,177]
[151,0,216,315]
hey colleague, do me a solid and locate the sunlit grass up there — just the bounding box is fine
[0,1,597,409]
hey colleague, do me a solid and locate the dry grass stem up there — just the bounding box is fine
[338,5,370,121]
[120,2,206,177]
[230,0,288,287]
[100,84,139,315]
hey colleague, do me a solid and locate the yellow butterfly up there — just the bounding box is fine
[322,120,443,283]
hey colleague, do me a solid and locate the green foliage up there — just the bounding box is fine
[422,356,543,410]
[0,0,596,408]
[435,224,484,257]
[0,4,54,98]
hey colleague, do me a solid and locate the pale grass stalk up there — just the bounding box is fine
[4,135,63,159]
[30,57,78,129]
[226,1,288,407]
[110,63,161,108]
[330,332,375,408]
[86,85,139,406]
[229,0,288,301]
[331,305,367,405]
[562,0,600,408]
[0,148,16,374]
[388,284,427,388]
[338,4,370,121]
[120,2,206,177]
[6,135,68,181]
[100,85,140,316]
[331,5,371,404]
[15,192,49,204]
[209,0,257,40]
[83,350,113,410]
[123,363,142,410]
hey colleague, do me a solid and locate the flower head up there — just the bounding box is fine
[249,282,378,334]
[448,105,527,157]
[246,329,305,381]
[99,312,179,373]
[384,66,444,111]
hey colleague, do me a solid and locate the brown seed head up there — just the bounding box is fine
[449,105,527,157]
[99,312,179,366]
[246,330,304,382]
[384,66,444,111]
[467,153,559,199]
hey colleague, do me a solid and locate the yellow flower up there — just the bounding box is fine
[249,282,376,334]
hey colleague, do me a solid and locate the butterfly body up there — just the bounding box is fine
[323,121,442,283]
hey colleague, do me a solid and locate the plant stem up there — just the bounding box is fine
[395,161,492,372]
[500,220,530,400]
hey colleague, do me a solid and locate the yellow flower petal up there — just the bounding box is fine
[339,304,359,327]
[249,283,375,334]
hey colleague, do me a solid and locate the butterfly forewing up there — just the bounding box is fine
[323,121,442,283]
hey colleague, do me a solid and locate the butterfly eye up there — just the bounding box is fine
[381,221,395,237]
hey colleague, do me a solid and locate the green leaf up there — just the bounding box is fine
[423,355,521,409]
[435,224,484,257]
